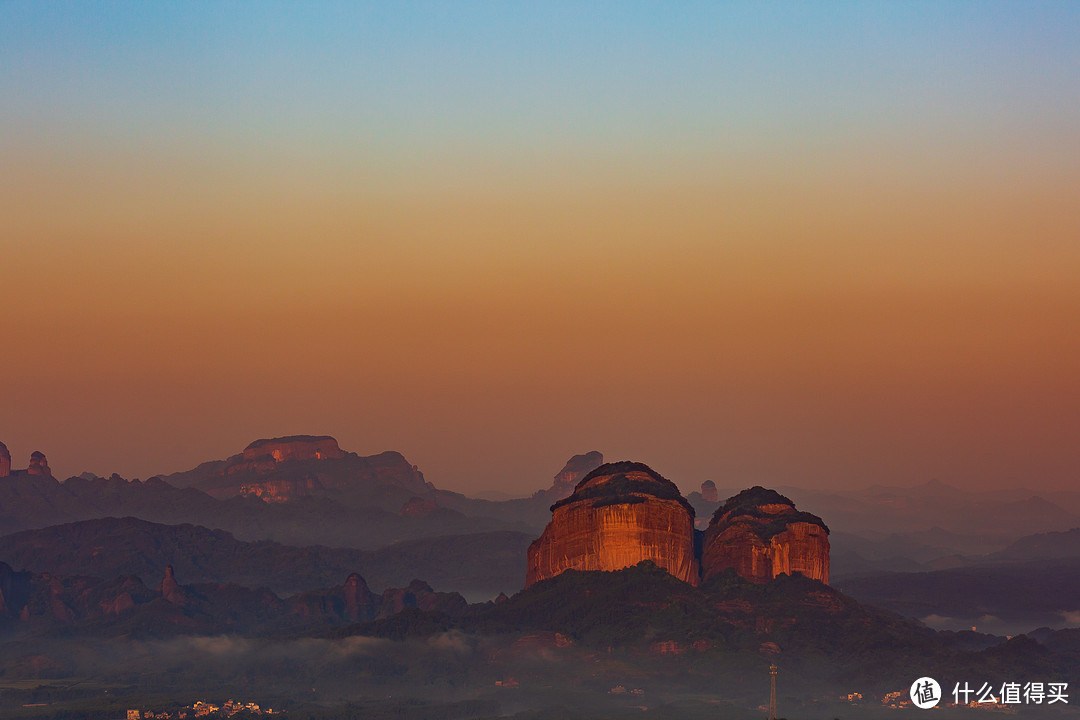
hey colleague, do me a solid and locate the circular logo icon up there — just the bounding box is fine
[910,677,941,709]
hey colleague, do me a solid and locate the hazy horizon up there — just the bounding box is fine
[3,3,1078,496]
[0,434,1073,500]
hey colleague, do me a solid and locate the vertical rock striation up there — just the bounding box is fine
[526,461,698,587]
[0,442,9,478]
[701,487,829,584]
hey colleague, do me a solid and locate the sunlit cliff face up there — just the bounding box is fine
[527,471,831,587]
[701,487,830,585]
[526,462,699,587]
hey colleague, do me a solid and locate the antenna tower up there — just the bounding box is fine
[768,664,778,720]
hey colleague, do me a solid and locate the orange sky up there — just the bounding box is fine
[3,138,1078,493]
[2,4,1078,494]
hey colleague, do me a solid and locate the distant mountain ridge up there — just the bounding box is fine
[0,560,469,638]
[163,435,433,504]
[0,517,531,598]
[835,557,1080,635]
[0,470,516,549]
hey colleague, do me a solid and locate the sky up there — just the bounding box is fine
[2,1,1078,495]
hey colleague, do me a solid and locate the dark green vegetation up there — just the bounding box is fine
[711,486,829,539]
[3,563,1080,719]
[331,564,1080,697]
[551,462,695,515]
[0,517,531,598]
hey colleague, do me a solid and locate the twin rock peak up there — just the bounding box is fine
[527,461,830,588]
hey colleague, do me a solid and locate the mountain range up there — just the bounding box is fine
[3,435,1080,718]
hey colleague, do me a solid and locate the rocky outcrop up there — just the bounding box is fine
[226,435,345,475]
[700,480,718,503]
[701,487,829,584]
[378,579,468,618]
[204,435,432,502]
[526,461,698,587]
[238,475,324,502]
[160,565,187,605]
[539,451,604,501]
[290,574,466,623]
[27,451,50,477]
[344,572,377,622]
[0,446,54,480]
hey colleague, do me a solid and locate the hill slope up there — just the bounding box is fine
[0,517,532,598]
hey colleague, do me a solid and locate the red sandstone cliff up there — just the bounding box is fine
[0,443,9,478]
[701,487,830,584]
[526,461,698,587]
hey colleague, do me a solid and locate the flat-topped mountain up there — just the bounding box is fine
[526,461,699,587]
[527,465,830,588]
[702,486,830,584]
[167,435,432,504]
[233,435,345,466]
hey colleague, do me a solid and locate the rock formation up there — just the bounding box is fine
[238,475,324,502]
[526,461,698,587]
[290,574,466,624]
[540,451,604,501]
[701,486,829,584]
[378,579,468,618]
[0,446,53,479]
[207,435,432,502]
[159,565,186,605]
[700,480,718,503]
[343,572,377,622]
[226,435,345,475]
[27,451,50,477]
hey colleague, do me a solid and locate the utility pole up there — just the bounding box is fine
[768,664,778,720]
